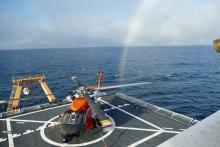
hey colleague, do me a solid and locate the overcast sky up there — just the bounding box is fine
[0,0,220,49]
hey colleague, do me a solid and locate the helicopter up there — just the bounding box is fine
[58,71,151,143]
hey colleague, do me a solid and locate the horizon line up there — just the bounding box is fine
[0,44,212,51]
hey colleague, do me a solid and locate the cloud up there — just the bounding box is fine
[131,0,220,45]
[0,0,219,49]
[0,12,128,49]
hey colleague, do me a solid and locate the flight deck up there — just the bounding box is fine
[0,93,197,147]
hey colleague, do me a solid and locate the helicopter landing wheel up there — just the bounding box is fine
[62,137,71,143]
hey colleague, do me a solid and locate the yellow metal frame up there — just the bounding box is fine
[7,75,56,111]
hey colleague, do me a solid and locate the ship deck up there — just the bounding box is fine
[0,93,197,147]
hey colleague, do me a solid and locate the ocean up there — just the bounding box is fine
[0,46,220,120]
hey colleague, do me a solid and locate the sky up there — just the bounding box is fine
[0,0,220,49]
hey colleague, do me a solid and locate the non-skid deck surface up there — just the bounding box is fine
[0,95,190,147]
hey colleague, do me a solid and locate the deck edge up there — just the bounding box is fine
[0,101,69,118]
[115,92,199,126]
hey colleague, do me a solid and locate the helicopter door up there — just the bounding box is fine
[84,107,94,129]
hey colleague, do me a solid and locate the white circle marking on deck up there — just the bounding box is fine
[40,114,115,147]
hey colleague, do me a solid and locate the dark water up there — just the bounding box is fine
[1,46,220,120]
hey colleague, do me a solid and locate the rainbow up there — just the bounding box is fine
[118,0,157,82]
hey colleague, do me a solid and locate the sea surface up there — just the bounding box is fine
[1,46,220,120]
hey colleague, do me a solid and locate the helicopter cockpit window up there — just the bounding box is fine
[63,112,83,125]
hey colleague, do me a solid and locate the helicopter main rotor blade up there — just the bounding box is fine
[71,76,81,87]
[97,82,152,90]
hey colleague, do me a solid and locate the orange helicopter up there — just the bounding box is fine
[59,72,112,143]
[59,71,151,143]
